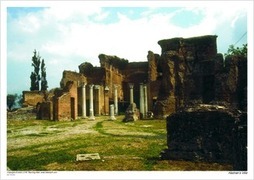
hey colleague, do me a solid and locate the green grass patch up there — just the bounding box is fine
[7,117,232,171]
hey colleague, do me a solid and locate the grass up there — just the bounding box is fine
[7,116,232,171]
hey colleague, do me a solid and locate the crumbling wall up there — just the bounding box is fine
[23,91,46,107]
[154,35,247,118]
[99,54,129,70]
[161,104,247,170]
[37,101,52,120]
[220,55,247,110]
[147,51,159,81]
[122,62,148,104]
[53,93,72,121]
[98,54,126,101]
[46,35,246,120]
[147,51,162,112]
[60,70,86,88]
[52,81,78,121]
[60,71,87,118]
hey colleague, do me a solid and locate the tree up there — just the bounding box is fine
[7,94,18,110]
[30,50,41,91]
[41,59,48,91]
[225,44,247,58]
[30,50,48,91]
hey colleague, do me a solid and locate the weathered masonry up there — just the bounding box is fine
[23,35,247,121]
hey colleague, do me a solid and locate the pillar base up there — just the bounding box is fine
[110,116,116,120]
[89,116,95,120]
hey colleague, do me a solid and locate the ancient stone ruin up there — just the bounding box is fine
[160,104,247,170]
[21,34,247,169]
[23,35,247,122]
[156,35,247,170]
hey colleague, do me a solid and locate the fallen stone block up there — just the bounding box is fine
[76,153,101,161]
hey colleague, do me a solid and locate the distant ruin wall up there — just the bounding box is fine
[99,54,129,70]
[23,91,45,107]
[60,70,86,88]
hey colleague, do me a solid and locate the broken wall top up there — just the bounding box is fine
[99,54,129,70]
[158,35,218,60]
[60,70,87,88]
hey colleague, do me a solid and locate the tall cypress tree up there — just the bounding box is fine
[41,59,48,91]
[30,50,41,91]
[30,50,48,91]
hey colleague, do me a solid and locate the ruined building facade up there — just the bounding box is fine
[154,35,247,118]
[23,35,247,121]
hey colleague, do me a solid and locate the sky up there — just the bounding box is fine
[4,1,249,95]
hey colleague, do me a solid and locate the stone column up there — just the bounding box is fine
[81,83,87,118]
[89,84,95,120]
[114,84,118,115]
[109,104,116,120]
[94,85,101,116]
[104,86,109,115]
[143,84,148,118]
[129,83,134,104]
[139,83,144,118]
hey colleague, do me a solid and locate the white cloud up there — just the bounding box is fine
[6,4,249,94]
[17,14,41,33]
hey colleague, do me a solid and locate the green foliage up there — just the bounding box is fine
[30,50,41,91]
[7,94,23,110]
[41,59,48,91]
[30,50,48,91]
[225,44,247,58]
[7,94,18,110]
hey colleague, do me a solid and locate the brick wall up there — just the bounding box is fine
[23,91,45,106]
[54,93,71,121]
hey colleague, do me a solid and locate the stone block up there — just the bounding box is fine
[123,103,140,122]
[161,104,247,170]
[76,153,101,161]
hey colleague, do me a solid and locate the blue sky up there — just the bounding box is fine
[4,2,249,95]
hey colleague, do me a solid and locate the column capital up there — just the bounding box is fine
[113,84,118,89]
[89,84,94,88]
[128,83,134,89]
[81,82,87,87]
[104,86,109,91]
[94,85,100,89]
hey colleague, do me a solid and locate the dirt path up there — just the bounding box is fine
[7,118,105,150]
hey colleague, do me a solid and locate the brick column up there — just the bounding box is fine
[89,84,95,120]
